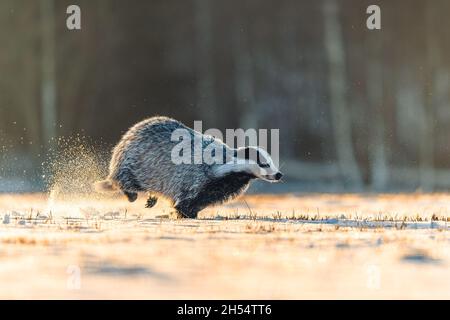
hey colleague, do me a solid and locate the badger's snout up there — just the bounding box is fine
[263,171,283,182]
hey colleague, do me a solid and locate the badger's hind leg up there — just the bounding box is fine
[124,191,138,202]
[116,168,142,203]
[145,195,158,208]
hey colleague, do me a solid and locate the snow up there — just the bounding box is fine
[0,193,448,299]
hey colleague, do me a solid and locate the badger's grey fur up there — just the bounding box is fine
[95,116,282,218]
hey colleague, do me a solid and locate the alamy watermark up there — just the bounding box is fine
[66,5,81,30]
[366,264,381,290]
[65,5,379,31]
[66,264,81,290]
[367,5,381,30]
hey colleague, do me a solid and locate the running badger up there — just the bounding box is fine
[95,116,282,218]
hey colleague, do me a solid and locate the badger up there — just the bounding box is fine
[95,116,282,218]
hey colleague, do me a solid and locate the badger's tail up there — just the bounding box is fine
[93,179,118,193]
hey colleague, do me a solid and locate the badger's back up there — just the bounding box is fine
[109,116,215,201]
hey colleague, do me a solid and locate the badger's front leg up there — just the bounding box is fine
[173,199,200,219]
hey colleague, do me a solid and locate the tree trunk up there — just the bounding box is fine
[419,3,437,191]
[322,0,362,188]
[367,33,388,190]
[231,16,256,129]
[194,0,216,125]
[40,0,57,146]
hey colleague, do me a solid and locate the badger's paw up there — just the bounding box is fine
[124,191,138,202]
[169,211,185,219]
[154,211,184,219]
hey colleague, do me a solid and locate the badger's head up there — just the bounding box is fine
[213,146,283,182]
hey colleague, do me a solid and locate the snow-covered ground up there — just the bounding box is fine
[0,193,448,299]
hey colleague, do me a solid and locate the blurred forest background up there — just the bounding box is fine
[1,0,450,192]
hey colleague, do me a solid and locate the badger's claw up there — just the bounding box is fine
[145,196,158,208]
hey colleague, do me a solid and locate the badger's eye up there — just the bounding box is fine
[259,163,270,168]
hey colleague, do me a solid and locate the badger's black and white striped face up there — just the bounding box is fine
[235,147,282,182]
[212,146,282,182]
